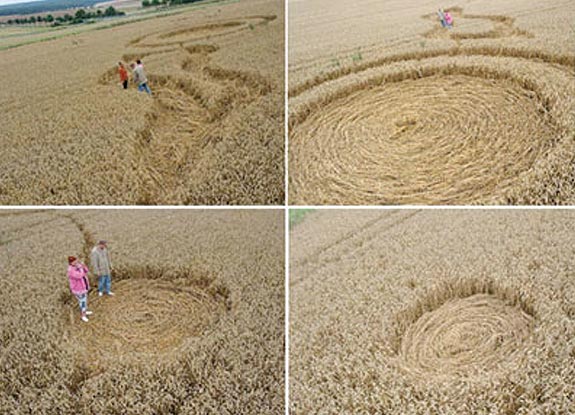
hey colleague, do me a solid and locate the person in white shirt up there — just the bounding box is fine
[90,239,114,297]
[131,60,152,95]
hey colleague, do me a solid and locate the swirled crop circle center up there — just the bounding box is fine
[398,293,533,379]
[291,74,558,204]
[71,278,227,364]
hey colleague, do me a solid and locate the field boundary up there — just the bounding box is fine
[0,0,238,51]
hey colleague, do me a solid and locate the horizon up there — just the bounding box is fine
[0,0,45,6]
[0,0,122,7]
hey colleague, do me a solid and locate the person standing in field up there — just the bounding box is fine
[91,240,114,297]
[118,62,129,90]
[444,10,453,28]
[437,8,447,28]
[132,60,152,95]
[68,256,93,322]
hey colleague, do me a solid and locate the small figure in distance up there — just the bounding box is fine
[437,8,447,28]
[67,256,93,323]
[91,240,115,297]
[444,10,453,29]
[118,62,129,90]
[131,59,152,95]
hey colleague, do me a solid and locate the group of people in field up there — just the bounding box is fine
[117,60,152,95]
[67,239,113,322]
[437,8,454,29]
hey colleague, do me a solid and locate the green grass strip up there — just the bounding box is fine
[289,209,315,229]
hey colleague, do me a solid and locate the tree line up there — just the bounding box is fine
[5,6,124,26]
[142,0,203,7]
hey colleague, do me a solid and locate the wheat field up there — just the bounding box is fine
[290,209,575,414]
[0,0,284,205]
[0,209,284,414]
[289,0,575,205]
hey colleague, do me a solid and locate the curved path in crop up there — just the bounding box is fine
[99,15,276,204]
[289,8,575,205]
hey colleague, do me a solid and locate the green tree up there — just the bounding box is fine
[29,16,36,23]
[142,0,151,6]
[75,9,86,19]
[151,0,159,5]
[45,14,54,23]
[104,6,117,16]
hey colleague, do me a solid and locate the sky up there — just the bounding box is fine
[0,0,43,6]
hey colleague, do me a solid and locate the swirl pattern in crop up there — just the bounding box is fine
[97,15,276,204]
[70,278,227,366]
[289,8,575,205]
[398,293,534,381]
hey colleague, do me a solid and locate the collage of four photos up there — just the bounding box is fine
[0,0,574,413]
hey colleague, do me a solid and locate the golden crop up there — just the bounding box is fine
[288,1,575,205]
[0,209,284,414]
[290,209,575,414]
[0,0,284,205]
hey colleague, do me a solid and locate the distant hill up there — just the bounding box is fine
[0,0,103,16]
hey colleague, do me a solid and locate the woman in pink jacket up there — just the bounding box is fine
[444,10,453,28]
[68,256,93,322]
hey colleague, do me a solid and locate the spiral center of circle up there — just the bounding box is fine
[71,278,226,364]
[291,74,558,204]
[398,293,533,380]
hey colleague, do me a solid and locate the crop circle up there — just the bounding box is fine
[398,293,534,381]
[70,278,227,365]
[290,73,558,204]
